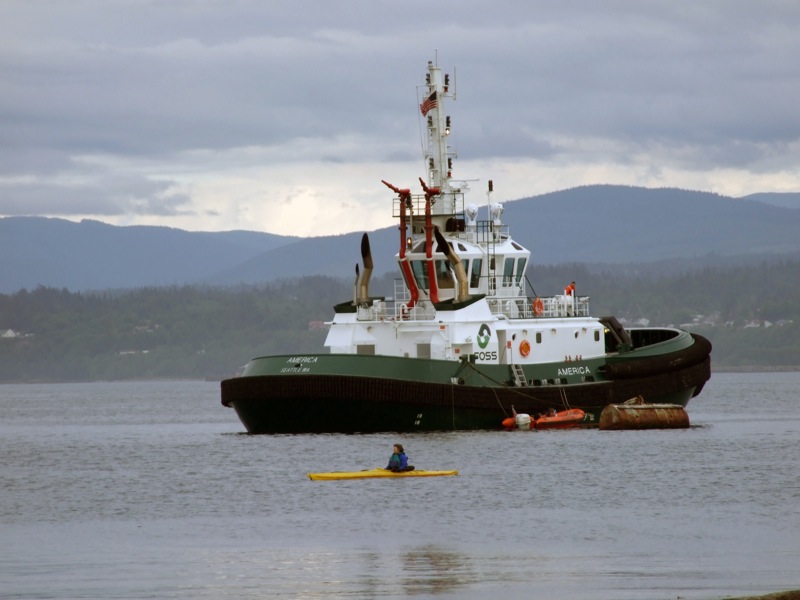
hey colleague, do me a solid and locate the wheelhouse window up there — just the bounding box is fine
[411,260,429,290]
[515,258,527,285]
[435,260,454,288]
[470,258,482,289]
[503,257,514,286]
[410,260,454,290]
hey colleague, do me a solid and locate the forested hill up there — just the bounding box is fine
[0,217,299,293]
[1,257,798,383]
[3,185,800,293]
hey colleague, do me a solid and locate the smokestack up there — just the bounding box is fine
[433,226,469,302]
[353,263,359,305]
[357,233,373,304]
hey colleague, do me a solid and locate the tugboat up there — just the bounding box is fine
[221,58,711,433]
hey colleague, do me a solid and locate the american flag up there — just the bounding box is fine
[419,91,438,116]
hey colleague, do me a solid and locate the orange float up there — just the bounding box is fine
[533,297,544,316]
[519,339,531,357]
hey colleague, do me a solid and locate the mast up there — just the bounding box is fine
[420,60,457,217]
[386,58,476,307]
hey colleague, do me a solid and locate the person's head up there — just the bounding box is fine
[393,443,404,454]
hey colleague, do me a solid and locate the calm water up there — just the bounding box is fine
[1,373,798,600]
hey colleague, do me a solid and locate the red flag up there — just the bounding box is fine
[419,91,438,116]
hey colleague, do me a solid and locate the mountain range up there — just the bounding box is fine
[3,185,800,294]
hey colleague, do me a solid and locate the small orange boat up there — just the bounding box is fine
[533,408,586,430]
[502,406,586,430]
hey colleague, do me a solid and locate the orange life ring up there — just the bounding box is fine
[533,297,544,316]
[519,339,531,357]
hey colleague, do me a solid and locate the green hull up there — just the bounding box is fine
[221,332,711,433]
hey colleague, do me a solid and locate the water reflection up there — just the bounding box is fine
[400,545,473,596]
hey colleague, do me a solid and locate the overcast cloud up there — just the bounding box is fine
[1,0,799,236]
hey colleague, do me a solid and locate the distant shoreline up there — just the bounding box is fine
[2,369,800,385]
[712,366,800,373]
[728,591,800,600]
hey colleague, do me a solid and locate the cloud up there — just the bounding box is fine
[1,1,799,235]
[0,166,191,217]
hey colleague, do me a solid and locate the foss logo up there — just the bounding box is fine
[474,323,497,361]
[476,324,491,349]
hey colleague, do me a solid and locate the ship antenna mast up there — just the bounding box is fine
[420,59,457,215]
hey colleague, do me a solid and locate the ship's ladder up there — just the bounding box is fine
[511,364,529,387]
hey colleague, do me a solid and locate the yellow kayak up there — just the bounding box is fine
[308,468,459,481]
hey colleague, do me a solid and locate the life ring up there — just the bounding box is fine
[533,297,544,316]
[519,339,531,357]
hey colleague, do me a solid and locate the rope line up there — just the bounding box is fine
[457,360,550,415]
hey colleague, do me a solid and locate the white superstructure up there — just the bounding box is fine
[325,58,606,371]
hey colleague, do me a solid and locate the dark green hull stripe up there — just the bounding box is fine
[221,336,711,433]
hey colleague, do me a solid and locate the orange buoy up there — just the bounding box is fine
[533,297,544,316]
[519,339,531,357]
[501,417,515,429]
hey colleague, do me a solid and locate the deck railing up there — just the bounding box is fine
[353,280,590,322]
[487,294,590,319]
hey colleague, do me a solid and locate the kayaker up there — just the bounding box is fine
[386,443,413,472]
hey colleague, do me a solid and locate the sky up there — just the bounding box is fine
[2,1,799,237]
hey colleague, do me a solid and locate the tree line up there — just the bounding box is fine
[1,259,799,383]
